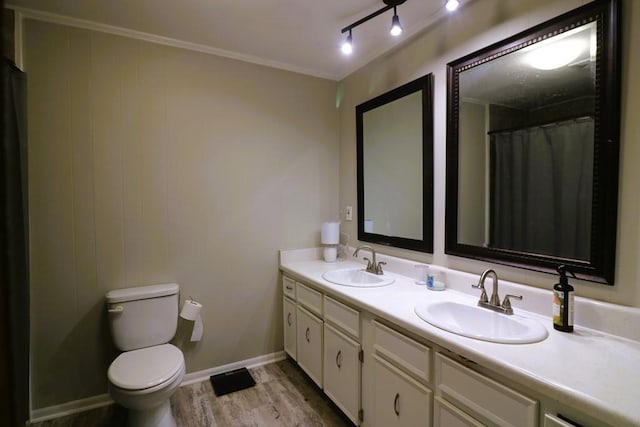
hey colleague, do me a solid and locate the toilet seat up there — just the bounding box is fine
[108,344,184,391]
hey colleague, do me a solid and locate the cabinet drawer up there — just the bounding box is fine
[324,295,360,339]
[373,320,431,382]
[282,276,296,299]
[296,282,323,316]
[436,353,538,427]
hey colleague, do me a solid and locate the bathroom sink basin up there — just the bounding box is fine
[414,301,548,344]
[322,268,395,288]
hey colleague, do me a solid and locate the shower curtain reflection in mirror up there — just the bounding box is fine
[489,118,593,260]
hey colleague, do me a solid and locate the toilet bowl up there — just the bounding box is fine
[108,344,185,427]
[106,284,184,427]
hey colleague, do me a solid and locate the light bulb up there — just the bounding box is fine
[341,33,353,55]
[390,14,402,36]
[445,0,460,11]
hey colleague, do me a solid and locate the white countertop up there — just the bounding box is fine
[280,248,640,427]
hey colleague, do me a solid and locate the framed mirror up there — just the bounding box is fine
[445,0,620,284]
[357,74,434,253]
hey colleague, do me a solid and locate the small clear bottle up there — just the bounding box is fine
[427,270,446,291]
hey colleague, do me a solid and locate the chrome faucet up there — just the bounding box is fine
[353,245,386,275]
[472,269,522,315]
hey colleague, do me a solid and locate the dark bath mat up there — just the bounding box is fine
[210,367,256,396]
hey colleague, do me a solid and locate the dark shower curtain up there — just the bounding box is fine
[490,117,593,260]
[2,58,30,427]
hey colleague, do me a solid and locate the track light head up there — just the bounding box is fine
[341,31,353,55]
[339,0,410,54]
[390,8,402,36]
[445,0,460,12]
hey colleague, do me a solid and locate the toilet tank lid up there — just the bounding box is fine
[106,283,179,304]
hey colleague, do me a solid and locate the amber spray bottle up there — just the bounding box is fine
[553,265,576,332]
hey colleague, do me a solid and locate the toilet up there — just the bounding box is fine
[106,283,185,427]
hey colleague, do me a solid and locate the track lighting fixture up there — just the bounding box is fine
[340,0,460,55]
[445,0,460,12]
[340,0,407,55]
[390,7,403,36]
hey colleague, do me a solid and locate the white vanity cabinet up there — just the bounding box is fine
[295,282,324,388]
[283,296,297,359]
[324,323,361,424]
[323,295,362,425]
[283,276,297,360]
[296,305,323,387]
[371,320,433,426]
[543,414,581,427]
[434,353,538,427]
[372,355,432,427]
[281,275,363,424]
[434,397,485,427]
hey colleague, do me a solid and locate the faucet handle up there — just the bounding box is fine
[375,261,386,275]
[501,294,523,312]
[363,257,374,271]
[472,282,489,303]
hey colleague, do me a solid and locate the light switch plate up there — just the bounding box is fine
[345,206,353,221]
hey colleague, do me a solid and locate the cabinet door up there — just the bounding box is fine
[283,297,297,360]
[323,323,361,425]
[296,305,323,387]
[372,355,432,427]
[434,397,484,427]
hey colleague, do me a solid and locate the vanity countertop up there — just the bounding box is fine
[280,248,640,427]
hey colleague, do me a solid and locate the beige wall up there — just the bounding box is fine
[24,19,339,409]
[339,0,640,306]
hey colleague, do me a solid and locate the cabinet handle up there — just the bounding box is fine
[287,312,292,326]
[305,327,310,342]
[286,285,293,291]
[336,350,342,368]
[393,393,400,416]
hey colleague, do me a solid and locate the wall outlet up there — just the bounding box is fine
[345,206,353,221]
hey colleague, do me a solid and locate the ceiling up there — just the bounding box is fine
[7,0,459,81]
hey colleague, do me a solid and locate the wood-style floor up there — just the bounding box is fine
[31,359,354,427]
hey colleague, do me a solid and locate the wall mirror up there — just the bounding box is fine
[445,0,620,284]
[357,74,434,253]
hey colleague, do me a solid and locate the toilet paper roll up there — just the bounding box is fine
[180,299,202,321]
[191,315,203,342]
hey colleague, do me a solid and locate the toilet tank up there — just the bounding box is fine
[106,283,179,351]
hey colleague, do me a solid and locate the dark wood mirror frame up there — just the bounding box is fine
[445,0,621,284]
[357,74,434,253]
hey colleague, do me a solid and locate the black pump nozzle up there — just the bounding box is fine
[557,265,577,284]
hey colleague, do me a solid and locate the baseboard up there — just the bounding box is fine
[29,350,288,424]
[29,393,114,424]
[181,351,287,386]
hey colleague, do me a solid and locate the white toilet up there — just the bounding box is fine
[106,283,185,427]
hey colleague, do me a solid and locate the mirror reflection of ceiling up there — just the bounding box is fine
[460,22,596,110]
